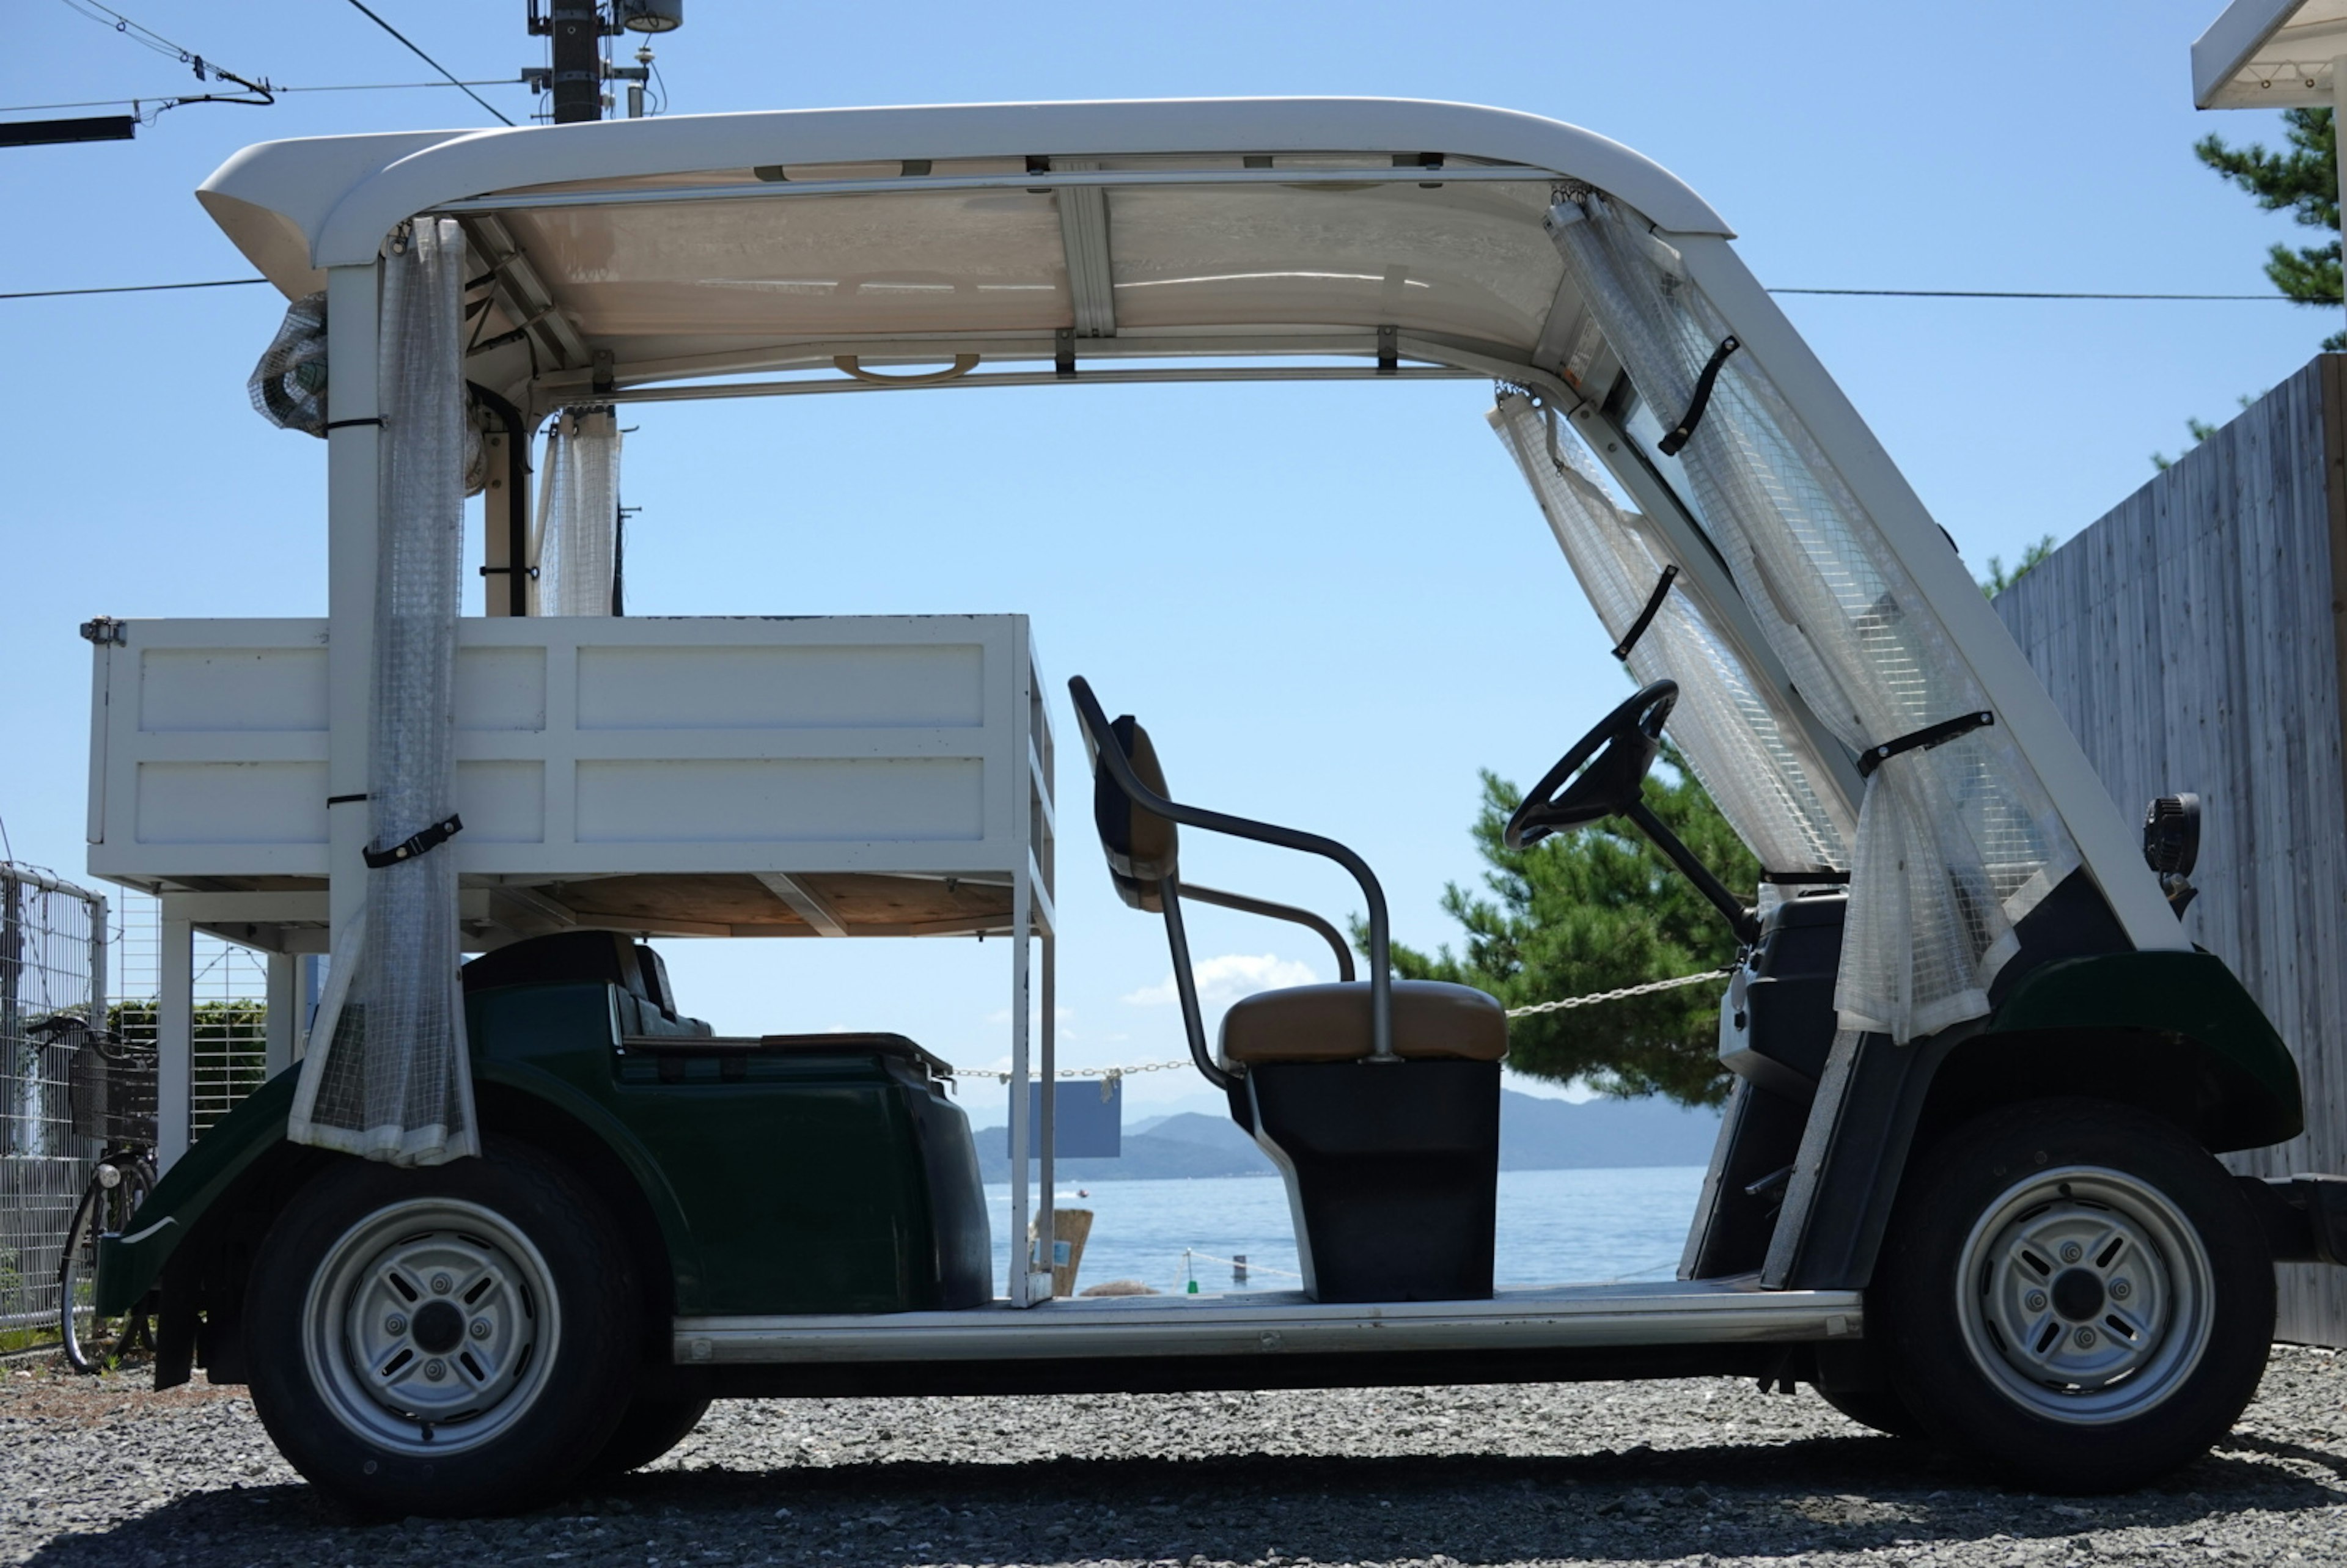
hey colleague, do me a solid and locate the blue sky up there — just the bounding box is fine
[2,0,2333,1120]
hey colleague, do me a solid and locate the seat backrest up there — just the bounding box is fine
[1091,714,1180,911]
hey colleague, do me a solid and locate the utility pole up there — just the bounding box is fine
[524,1,677,124]
[543,0,602,125]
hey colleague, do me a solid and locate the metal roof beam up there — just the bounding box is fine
[754,872,848,937]
[1052,159,1117,341]
[461,213,590,373]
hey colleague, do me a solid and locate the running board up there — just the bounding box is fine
[674,1278,1863,1366]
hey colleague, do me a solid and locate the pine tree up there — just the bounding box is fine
[1382,751,1756,1107]
[2196,107,2346,349]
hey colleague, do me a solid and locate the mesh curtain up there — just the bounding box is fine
[1487,392,1852,884]
[290,218,479,1166]
[1548,196,2077,1042]
[535,408,621,616]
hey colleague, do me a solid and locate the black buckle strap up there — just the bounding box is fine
[1854,711,1994,779]
[1611,563,1680,661]
[1657,335,1739,456]
[362,813,464,869]
[1761,868,1851,886]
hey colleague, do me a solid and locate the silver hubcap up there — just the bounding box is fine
[1955,1165,2214,1425]
[301,1198,560,1456]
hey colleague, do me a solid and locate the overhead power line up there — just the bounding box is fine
[338,0,514,126]
[53,0,275,121]
[0,278,268,300]
[3,80,516,115]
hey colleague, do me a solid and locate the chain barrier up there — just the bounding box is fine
[949,969,1731,1079]
[1504,967,1732,1017]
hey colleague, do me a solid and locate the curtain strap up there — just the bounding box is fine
[1855,711,1994,779]
[1657,335,1740,456]
[1611,563,1680,661]
[1761,868,1851,886]
[362,813,465,870]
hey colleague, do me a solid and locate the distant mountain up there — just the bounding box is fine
[975,1090,1721,1182]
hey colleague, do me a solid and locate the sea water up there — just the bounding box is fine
[986,1165,1706,1297]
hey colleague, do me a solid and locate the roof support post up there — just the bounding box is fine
[325,261,383,947]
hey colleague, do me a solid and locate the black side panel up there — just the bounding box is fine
[1246,1059,1499,1303]
[1681,1079,1813,1280]
[1765,1027,1967,1291]
[908,1082,993,1310]
[1987,868,2132,1006]
[1720,895,1845,1095]
[1762,869,2134,1292]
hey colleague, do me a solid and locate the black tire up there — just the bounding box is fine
[244,1138,639,1517]
[60,1156,153,1375]
[579,1391,711,1482]
[1875,1098,2273,1492]
[1816,1383,1926,1440]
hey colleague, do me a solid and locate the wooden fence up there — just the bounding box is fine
[1995,353,2347,1345]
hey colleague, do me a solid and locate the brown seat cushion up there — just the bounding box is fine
[1218,980,1508,1065]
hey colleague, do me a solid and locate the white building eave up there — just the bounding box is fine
[2194,0,2347,109]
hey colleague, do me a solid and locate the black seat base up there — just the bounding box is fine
[1241,1058,1500,1303]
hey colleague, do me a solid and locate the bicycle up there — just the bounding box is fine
[51,1022,158,1374]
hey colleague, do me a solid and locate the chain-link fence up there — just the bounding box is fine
[0,866,106,1338]
[0,871,280,1350]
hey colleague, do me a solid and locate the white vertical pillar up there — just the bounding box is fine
[156,917,193,1174]
[1037,924,1056,1300]
[325,262,383,944]
[1007,867,1032,1307]
[2334,60,2347,342]
[482,423,515,617]
[263,951,298,1080]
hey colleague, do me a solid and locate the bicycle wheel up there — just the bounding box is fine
[60,1157,154,1375]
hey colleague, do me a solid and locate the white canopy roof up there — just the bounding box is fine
[196,96,2192,1042]
[200,98,1733,415]
[2194,0,2347,108]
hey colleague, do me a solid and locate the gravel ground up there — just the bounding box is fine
[4,1348,2347,1567]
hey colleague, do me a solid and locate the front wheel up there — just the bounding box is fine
[244,1140,639,1517]
[1875,1099,2273,1492]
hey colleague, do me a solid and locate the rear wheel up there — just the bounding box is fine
[1875,1099,2272,1492]
[1816,1384,1925,1440]
[580,1391,711,1481]
[244,1140,638,1517]
[60,1156,153,1374]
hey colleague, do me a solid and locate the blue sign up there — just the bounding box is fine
[1002,1078,1122,1158]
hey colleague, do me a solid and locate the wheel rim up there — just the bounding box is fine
[1953,1163,2216,1426]
[300,1198,560,1457]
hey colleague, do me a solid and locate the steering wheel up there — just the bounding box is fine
[1504,681,1679,851]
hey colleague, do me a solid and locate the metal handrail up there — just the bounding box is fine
[1180,882,1356,983]
[1067,676,1394,1064]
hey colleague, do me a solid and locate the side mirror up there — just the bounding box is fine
[2143,794,2201,918]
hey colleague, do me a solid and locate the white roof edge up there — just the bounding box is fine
[2193,0,2305,107]
[197,97,1733,288]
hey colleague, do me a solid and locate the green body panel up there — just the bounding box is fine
[97,979,969,1319]
[468,983,952,1314]
[93,1069,296,1316]
[1983,949,2305,1142]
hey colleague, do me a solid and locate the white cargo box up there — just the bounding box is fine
[86,614,1054,948]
